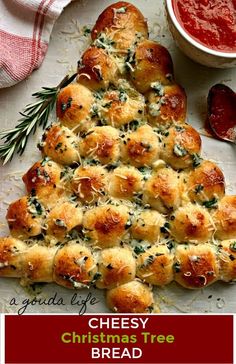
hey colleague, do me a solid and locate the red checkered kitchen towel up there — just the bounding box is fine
[0,0,73,88]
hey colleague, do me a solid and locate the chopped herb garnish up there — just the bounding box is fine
[160,222,170,234]
[61,97,72,112]
[91,272,102,285]
[134,245,146,255]
[141,255,155,268]
[173,261,181,273]
[106,263,113,270]
[82,26,91,36]
[55,142,63,150]
[28,197,43,216]
[195,184,204,194]
[115,6,127,13]
[202,197,218,208]
[150,81,164,96]
[167,240,175,250]
[94,33,115,50]
[119,89,128,102]
[125,220,132,229]
[55,219,66,227]
[192,153,202,168]
[173,144,187,157]
[41,156,50,166]
[175,125,184,132]
[230,242,236,252]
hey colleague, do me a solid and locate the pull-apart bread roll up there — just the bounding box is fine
[77,47,120,90]
[56,83,94,131]
[1,1,236,313]
[91,2,148,54]
[22,159,66,208]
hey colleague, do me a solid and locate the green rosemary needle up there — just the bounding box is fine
[0,72,77,165]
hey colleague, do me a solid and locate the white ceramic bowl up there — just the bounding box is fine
[165,0,236,69]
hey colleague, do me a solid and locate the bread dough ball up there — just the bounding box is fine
[83,205,130,248]
[79,126,120,164]
[77,47,120,90]
[121,125,160,167]
[100,87,145,128]
[106,280,153,313]
[214,196,236,240]
[108,165,143,200]
[22,159,65,208]
[218,240,236,282]
[71,165,108,204]
[187,160,225,205]
[41,124,80,165]
[22,245,58,284]
[130,40,173,93]
[56,83,94,131]
[0,237,27,278]
[46,202,83,241]
[147,83,187,126]
[91,2,148,54]
[143,167,182,213]
[136,245,174,285]
[53,243,97,289]
[170,204,214,244]
[96,247,136,289]
[131,210,165,243]
[161,124,201,170]
[6,196,44,239]
[174,244,219,289]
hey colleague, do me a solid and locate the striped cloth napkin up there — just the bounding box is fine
[0,0,73,88]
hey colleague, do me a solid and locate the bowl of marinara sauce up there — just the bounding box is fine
[166,0,236,68]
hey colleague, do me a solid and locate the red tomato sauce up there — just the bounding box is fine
[172,0,236,53]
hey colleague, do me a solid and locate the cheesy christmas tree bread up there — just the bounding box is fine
[1,1,236,313]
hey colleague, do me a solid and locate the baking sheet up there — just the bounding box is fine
[0,0,236,314]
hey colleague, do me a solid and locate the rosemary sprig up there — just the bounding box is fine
[0,73,77,165]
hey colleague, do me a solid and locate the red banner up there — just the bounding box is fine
[5,314,233,364]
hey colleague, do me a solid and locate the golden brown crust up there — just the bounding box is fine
[79,126,120,164]
[83,205,130,248]
[0,237,26,277]
[91,2,148,53]
[143,167,182,213]
[106,280,153,313]
[53,243,97,289]
[108,165,143,200]
[121,125,160,167]
[131,210,165,243]
[170,204,214,244]
[130,40,174,93]
[56,84,94,131]
[147,83,187,126]
[136,245,174,285]
[218,240,236,282]
[174,244,219,289]
[6,196,44,239]
[187,160,225,204]
[46,202,83,242]
[41,124,80,165]
[77,47,120,90]
[161,124,202,170]
[22,159,65,208]
[22,245,58,283]
[71,165,108,204]
[96,247,136,289]
[214,196,236,240]
[100,88,145,128]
